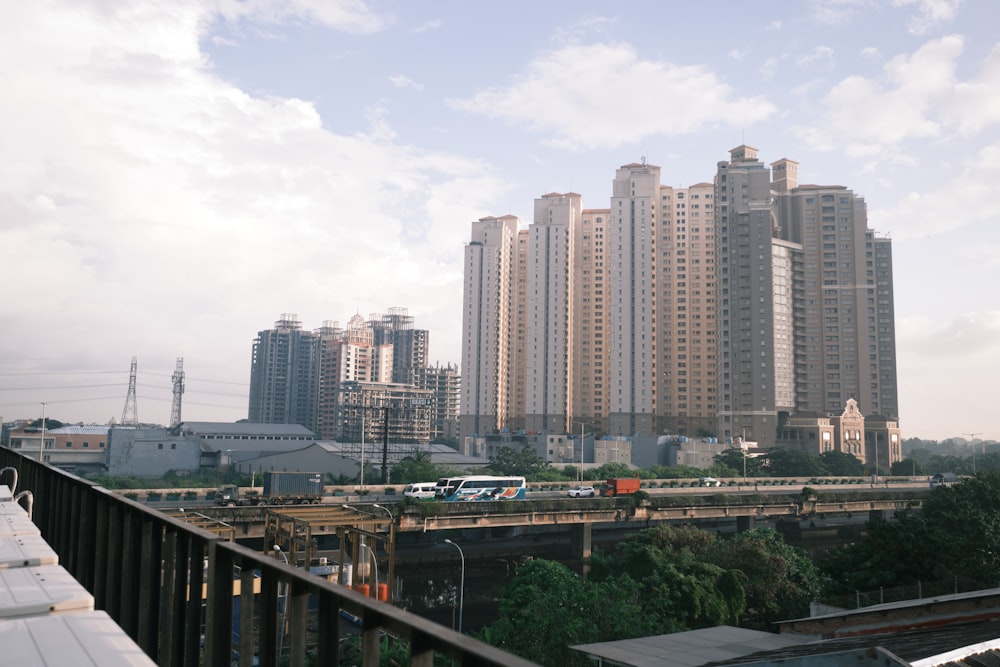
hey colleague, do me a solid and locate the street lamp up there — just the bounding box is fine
[272,545,290,660]
[360,542,379,597]
[444,539,465,634]
[573,421,587,482]
[372,503,393,522]
[39,402,47,462]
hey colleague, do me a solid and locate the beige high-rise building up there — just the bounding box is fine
[524,193,581,434]
[459,215,522,439]
[657,182,718,437]
[572,208,610,433]
[607,161,660,436]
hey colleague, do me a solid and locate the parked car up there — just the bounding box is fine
[567,485,596,498]
[699,477,721,487]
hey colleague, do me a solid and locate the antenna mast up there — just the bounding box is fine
[121,357,139,426]
[170,357,185,428]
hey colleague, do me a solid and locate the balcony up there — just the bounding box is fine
[0,448,536,667]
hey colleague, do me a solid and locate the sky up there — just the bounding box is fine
[1,0,998,442]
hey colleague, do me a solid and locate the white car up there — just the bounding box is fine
[567,485,596,498]
[699,477,721,487]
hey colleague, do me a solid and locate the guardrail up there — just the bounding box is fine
[0,448,537,667]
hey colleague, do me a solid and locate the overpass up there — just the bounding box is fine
[175,492,922,564]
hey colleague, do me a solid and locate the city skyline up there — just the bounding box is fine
[2,1,998,441]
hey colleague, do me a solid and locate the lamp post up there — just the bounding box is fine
[372,503,393,522]
[39,402,47,462]
[272,545,290,660]
[444,539,465,634]
[360,542,379,596]
[573,421,587,482]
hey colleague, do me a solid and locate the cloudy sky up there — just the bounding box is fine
[2,0,998,441]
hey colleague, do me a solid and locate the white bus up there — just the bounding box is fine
[434,475,527,501]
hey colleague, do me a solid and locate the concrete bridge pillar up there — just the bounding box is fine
[570,523,592,561]
[736,515,755,533]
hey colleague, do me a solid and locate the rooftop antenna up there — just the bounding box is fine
[121,357,139,426]
[170,357,185,428]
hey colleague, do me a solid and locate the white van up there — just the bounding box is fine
[403,482,437,499]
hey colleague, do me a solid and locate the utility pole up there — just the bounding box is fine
[965,432,983,475]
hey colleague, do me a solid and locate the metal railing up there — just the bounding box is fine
[0,448,537,667]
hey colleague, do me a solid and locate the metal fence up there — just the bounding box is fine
[1,448,537,667]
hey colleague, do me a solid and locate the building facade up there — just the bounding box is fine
[458,148,900,462]
[248,314,320,431]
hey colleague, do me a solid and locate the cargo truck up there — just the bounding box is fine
[600,477,641,497]
[215,471,324,506]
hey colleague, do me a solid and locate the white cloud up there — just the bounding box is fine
[388,74,424,91]
[871,140,1000,240]
[412,18,442,33]
[810,0,873,25]
[0,1,505,422]
[796,46,835,70]
[448,43,776,151]
[793,35,966,156]
[213,0,388,34]
[892,0,962,34]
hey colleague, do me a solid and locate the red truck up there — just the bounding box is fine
[600,477,641,496]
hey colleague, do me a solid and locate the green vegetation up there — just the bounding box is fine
[821,472,1000,594]
[484,525,821,666]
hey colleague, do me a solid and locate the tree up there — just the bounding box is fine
[708,529,821,629]
[487,559,643,666]
[389,448,456,485]
[764,448,826,477]
[890,458,923,476]
[820,473,1000,594]
[713,449,765,477]
[819,450,865,476]
[487,446,551,478]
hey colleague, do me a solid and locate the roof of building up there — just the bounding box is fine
[40,425,110,435]
[178,422,315,437]
[572,626,810,667]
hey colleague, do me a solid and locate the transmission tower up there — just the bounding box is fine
[170,357,185,428]
[121,357,139,426]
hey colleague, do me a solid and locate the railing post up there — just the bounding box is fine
[205,541,235,667]
[289,578,310,666]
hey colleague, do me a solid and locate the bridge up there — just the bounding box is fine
[170,490,922,567]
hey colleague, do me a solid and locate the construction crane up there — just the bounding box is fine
[121,357,139,426]
[170,358,185,428]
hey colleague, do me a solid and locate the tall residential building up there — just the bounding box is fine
[524,192,581,434]
[715,146,898,447]
[459,215,521,439]
[248,314,320,431]
[715,146,800,446]
[607,162,659,436]
[657,182,718,437]
[573,208,610,433]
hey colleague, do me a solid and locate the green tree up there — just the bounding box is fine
[764,448,825,477]
[820,473,1000,594]
[708,529,821,629]
[487,445,551,479]
[713,449,765,477]
[818,450,865,476]
[389,449,456,484]
[487,559,641,666]
[890,458,923,476]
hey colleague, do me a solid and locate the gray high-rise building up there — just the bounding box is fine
[248,314,320,431]
[716,147,898,446]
